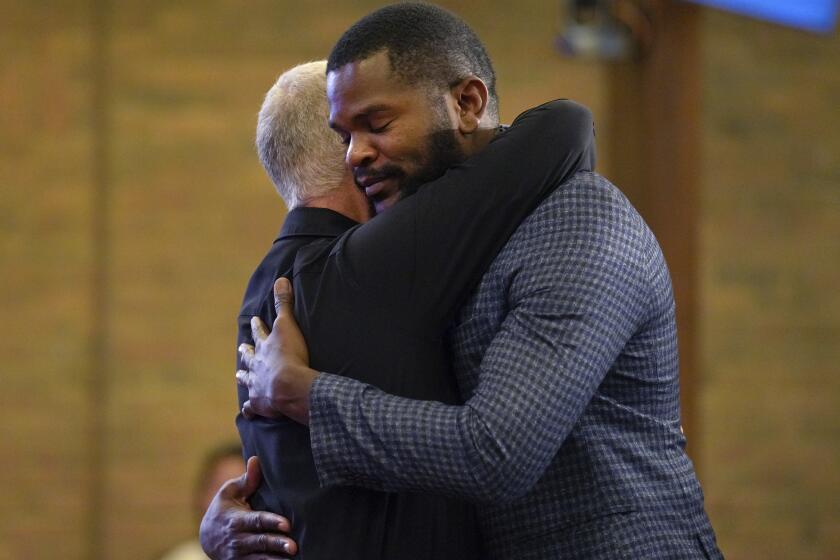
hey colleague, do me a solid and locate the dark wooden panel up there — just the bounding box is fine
[605,0,702,458]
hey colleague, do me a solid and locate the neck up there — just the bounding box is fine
[474,125,499,151]
[303,187,371,224]
[461,124,499,158]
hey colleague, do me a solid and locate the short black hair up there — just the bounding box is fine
[327,2,498,122]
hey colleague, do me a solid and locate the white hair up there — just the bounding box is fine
[256,61,346,209]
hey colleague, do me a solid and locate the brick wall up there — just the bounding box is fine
[699,10,840,560]
[0,2,837,559]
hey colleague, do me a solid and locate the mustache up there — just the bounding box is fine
[353,164,405,188]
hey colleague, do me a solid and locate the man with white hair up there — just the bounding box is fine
[199,58,594,559]
[253,62,370,214]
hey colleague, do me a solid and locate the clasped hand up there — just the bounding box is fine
[236,277,318,425]
[199,456,297,559]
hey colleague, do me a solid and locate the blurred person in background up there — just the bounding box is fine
[158,443,244,560]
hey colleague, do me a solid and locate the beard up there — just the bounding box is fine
[396,127,466,200]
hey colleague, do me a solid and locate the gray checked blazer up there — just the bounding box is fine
[309,171,723,559]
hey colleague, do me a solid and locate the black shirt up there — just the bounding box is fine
[236,100,595,559]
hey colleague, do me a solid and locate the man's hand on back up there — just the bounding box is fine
[237,277,318,425]
[199,456,297,559]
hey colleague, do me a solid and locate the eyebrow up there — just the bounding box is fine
[355,104,392,117]
[329,104,393,131]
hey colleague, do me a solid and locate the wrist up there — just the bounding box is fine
[276,365,319,425]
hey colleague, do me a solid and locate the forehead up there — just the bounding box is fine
[327,51,425,122]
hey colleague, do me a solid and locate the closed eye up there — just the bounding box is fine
[370,120,393,134]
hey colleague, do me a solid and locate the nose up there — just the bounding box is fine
[346,134,376,169]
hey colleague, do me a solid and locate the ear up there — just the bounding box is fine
[451,76,488,135]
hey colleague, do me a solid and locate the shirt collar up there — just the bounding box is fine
[276,207,361,242]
